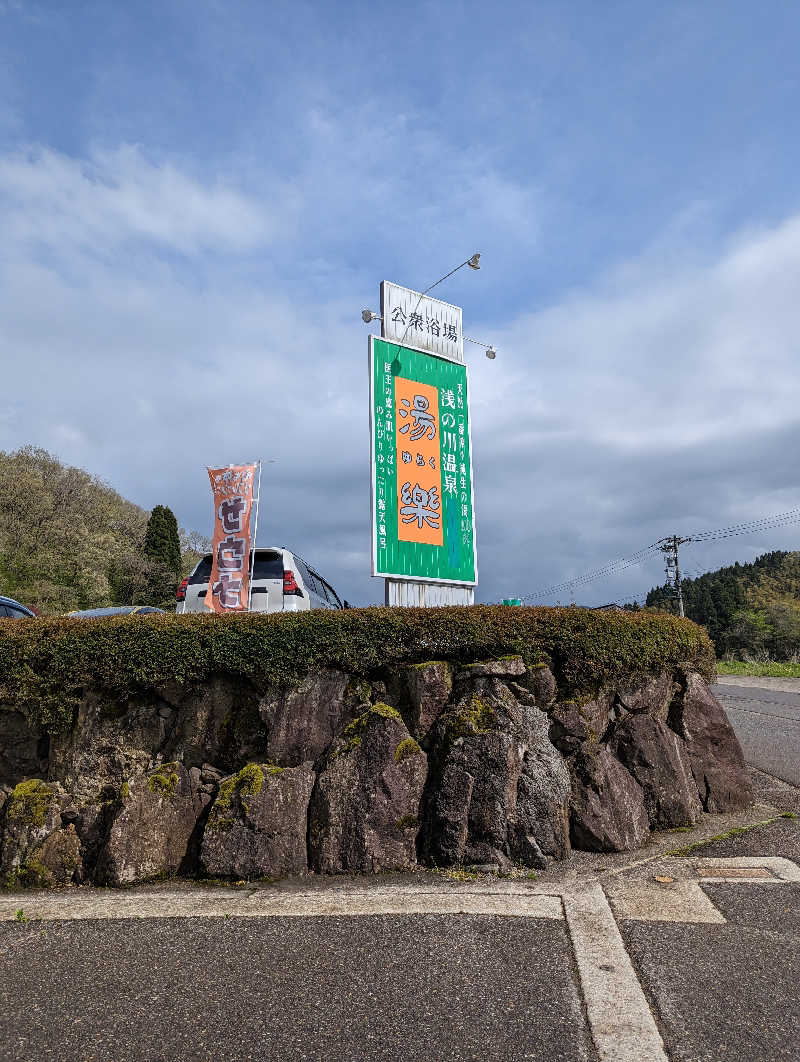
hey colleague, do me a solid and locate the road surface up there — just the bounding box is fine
[715,679,800,787]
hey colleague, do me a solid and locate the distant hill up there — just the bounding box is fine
[645,550,800,660]
[0,446,208,614]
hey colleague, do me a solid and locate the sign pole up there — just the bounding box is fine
[247,459,262,612]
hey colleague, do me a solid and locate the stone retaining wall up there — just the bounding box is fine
[0,655,751,887]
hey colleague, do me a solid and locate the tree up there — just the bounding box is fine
[143,506,182,575]
[140,505,182,608]
[0,446,149,613]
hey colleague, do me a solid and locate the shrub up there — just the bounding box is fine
[0,605,715,734]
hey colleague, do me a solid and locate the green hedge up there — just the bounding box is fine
[0,605,715,734]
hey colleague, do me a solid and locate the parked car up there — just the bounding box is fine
[67,606,165,618]
[0,594,37,619]
[176,547,344,614]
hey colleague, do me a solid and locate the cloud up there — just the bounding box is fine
[1,135,799,608]
[466,213,800,602]
[0,144,274,259]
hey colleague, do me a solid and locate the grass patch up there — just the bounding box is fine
[665,812,798,856]
[716,660,800,678]
[434,867,479,882]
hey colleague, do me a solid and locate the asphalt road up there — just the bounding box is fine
[0,914,594,1062]
[714,682,800,786]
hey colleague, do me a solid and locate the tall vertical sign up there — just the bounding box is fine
[205,463,258,612]
[370,336,477,589]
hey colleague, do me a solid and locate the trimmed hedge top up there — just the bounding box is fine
[0,605,715,733]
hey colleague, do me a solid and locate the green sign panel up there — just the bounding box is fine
[370,336,477,585]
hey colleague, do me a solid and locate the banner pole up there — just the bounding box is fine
[247,459,262,612]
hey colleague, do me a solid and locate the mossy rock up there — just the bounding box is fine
[6,779,56,827]
[445,695,497,740]
[147,763,180,797]
[395,738,423,764]
[215,763,274,815]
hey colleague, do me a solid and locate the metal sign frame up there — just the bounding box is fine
[369,333,478,586]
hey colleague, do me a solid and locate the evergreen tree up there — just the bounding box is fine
[645,549,799,659]
[143,505,182,576]
[140,505,182,608]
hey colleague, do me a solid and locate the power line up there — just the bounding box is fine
[687,507,800,542]
[526,506,800,603]
[524,543,662,603]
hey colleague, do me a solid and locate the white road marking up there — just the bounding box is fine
[0,886,563,922]
[563,885,668,1062]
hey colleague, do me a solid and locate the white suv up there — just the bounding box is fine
[176,547,345,614]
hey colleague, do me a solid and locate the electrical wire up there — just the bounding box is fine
[525,505,800,603]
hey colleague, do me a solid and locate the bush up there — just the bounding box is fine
[0,605,715,734]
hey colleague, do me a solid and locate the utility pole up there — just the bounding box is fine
[659,535,691,617]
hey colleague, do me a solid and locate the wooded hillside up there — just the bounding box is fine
[645,550,800,660]
[0,447,208,614]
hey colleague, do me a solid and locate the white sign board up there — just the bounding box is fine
[380,281,464,363]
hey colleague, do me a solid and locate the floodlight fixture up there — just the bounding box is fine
[464,334,497,361]
[467,253,481,270]
[361,308,382,323]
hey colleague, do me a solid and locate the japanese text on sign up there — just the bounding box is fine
[205,464,257,612]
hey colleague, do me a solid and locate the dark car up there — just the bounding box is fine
[67,606,165,618]
[0,595,37,619]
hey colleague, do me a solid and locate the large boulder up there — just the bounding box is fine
[670,672,753,812]
[548,695,613,756]
[308,703,427,873]
[420,679,571,870]
[201,762,315,879]
[0,778,74,886]
[259,670,358,766]
[157,677,266,771]
[610,714,702,828]
[615,672,674,719]
[569,745,650,852]
[0,710,46,787]
[98,763,209,885]
[401,661,453,739]
[47,692,166,807]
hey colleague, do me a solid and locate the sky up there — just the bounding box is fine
[1,0,800,606]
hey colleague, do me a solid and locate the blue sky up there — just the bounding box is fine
[2,1,800,605]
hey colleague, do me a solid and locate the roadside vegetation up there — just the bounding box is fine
[642,550,800,665]
[0,446,208,613]
[716,660,800,679]
[0,604,715,734]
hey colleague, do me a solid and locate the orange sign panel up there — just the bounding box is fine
[205,464,257,612]
[394,376,443,547]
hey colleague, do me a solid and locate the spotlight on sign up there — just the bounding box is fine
[485,346,497,360]
[467,253,481,270]
[361,308,380,323]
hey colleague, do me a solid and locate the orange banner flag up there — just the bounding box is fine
[205,464,257,613]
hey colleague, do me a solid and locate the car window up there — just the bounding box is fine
[294,557,317,594]
[308,569,327,599]
[322,581,342,608]
[188,557,213,585]
[0,605,10,618]
[8,606,29,619]
[252,551,283,580]
[311,575,331,603]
